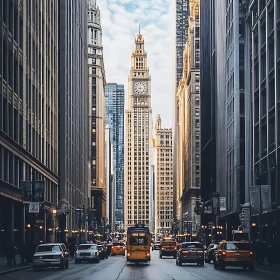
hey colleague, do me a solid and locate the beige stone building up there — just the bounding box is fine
[154,115,173,238]
[176,0,201,235]
[124,32,153,230]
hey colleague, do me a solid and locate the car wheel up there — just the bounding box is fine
[65,261,69,268]
[59,262,65,270]
[219,264,225,270]
[249,263,254,271]
[96,258,100,263]
[178,260,182,266]
[213,262,218,269]
[159,254,162,259]
[176,259,178,266]
[173,255,176,259]
[200,261,204,266]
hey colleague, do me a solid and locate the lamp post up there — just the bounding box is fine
[213,192,220,243]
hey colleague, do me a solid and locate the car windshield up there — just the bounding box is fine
[129,236,148,246]
[162,242,176,246]
[36,245,61,253]
[226,243,251,250]
[181,243,203,249]
[78,245,97,250]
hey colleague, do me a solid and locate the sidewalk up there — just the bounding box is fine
[0,255,32,275]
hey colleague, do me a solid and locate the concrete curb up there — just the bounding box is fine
[0,265,32,276]
[0,257,74,275]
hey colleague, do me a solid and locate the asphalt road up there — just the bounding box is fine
[2,250,279,280]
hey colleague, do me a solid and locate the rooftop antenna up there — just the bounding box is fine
[138,15,141,34]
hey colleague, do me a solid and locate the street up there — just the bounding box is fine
[1,250,279,280]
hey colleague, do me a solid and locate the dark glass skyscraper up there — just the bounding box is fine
[105,83,124,226]
[176,0,189,87]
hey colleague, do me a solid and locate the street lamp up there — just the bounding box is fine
[212,192,220,243]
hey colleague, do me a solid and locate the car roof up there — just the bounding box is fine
[38,243,63,246]
[225,241,250,243]
[79,243,96,246]
[181,241,202,244]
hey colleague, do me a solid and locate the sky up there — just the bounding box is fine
[97,0,174,128]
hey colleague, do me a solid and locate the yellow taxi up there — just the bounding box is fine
[111,241,126,256]
[214,241,254,270]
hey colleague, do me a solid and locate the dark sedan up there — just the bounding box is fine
[205,243,218,263]
[152,242,161,250]
[97,244,108,260]
[176,242,204,266]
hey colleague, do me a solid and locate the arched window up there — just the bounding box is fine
[194,5,199,20]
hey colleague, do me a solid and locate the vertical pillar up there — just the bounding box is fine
[8,200,15,243]
[43,211,46,243]
[21,204,26,244]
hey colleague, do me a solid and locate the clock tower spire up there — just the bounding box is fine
[124,32,153,231]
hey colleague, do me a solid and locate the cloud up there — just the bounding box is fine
[97,0,174,128]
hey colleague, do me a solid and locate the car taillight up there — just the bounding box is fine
[182,250,189,254]
[112,246,114,248]
[250,251,253,255]
[221,251,226,256]
[145,253,150,256]
[197,250,204,254]
[174,247,177,250]
[127,253,131,256]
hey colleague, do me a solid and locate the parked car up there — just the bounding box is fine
[205,243,218,263]
[97,244,108,260]
[213,241,254,270]
[176,242,204,266]
[75,244,99,263]
[33,243,69,271]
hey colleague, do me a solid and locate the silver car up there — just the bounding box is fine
[33,243,69,271]
[75,244,100,263]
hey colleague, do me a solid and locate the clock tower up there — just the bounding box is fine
[124,31,153,231]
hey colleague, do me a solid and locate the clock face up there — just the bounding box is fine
[134,81,148,95]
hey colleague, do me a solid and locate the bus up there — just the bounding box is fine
[126,225,151,263]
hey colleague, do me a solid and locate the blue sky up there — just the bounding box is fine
[97,0,174,128]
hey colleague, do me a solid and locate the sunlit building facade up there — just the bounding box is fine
[88,0,106,229]
[154,115,173,238]
[124,32,153,230]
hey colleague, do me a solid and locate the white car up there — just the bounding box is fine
[75,244,100,263]
[33,243,69,271]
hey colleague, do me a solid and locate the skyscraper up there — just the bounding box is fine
[58,0,89,235]
[124,32,152,230]
[105,83,124,226]
[176,0,189,87]
[88,0,106,229]
[177,0,201,234]
[173,0,189,223]
[0,0,59,244]
[154,115,173,237]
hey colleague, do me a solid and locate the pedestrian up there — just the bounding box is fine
[7,243,17,266]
